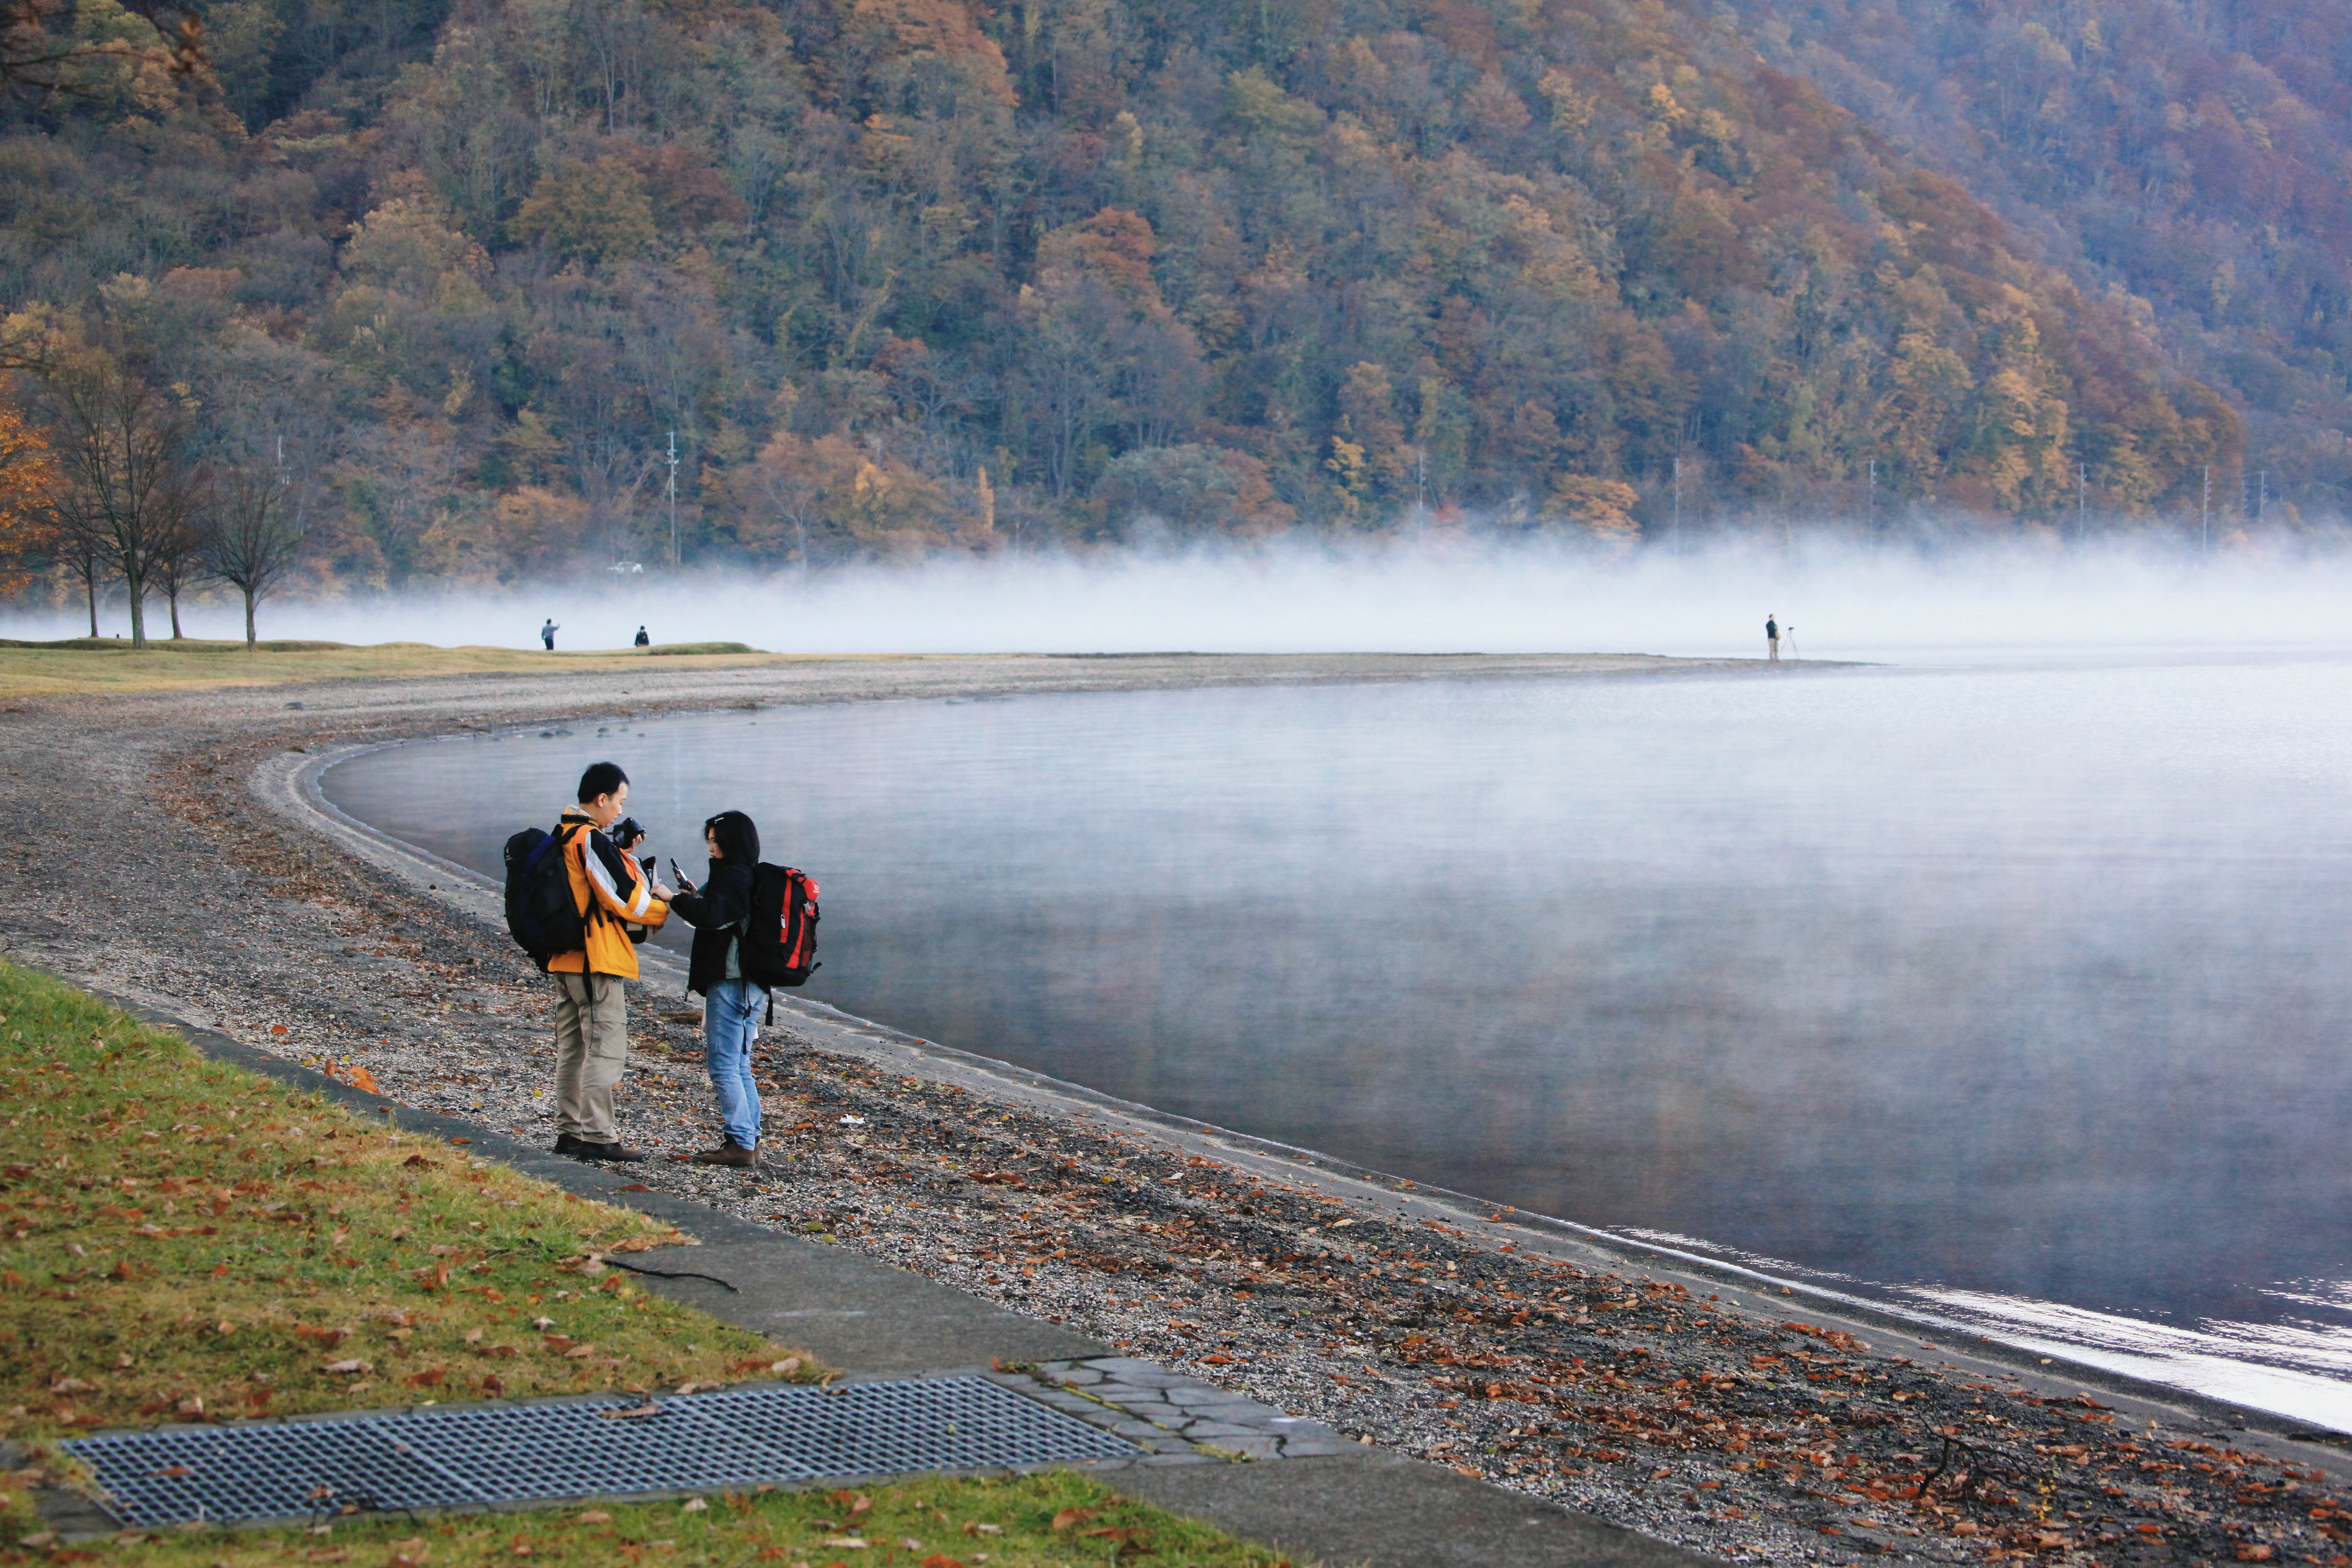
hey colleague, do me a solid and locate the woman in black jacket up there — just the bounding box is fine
[667,810,764,1167]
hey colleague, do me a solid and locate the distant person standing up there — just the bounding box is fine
[1765,614,1780,663]
[634,626,650,649]
[541,618,560,651]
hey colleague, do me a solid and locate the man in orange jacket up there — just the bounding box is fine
[549,761,671,1161]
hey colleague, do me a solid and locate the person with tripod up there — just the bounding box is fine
[1766,613,1780,663]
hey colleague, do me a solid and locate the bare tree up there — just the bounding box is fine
[202,463,315,649]
[149,510,207,638]
[40,356,204,647]
[53,514,105,637]
[743,446,820,573]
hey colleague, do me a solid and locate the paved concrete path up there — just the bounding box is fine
[110,992,1707,1568]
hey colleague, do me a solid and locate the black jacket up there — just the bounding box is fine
[668,861,760,998]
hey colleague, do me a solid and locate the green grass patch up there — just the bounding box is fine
[5,1471,1292,1565]
[0,963,1290,1567]
[0,956,815,1449]
[645,641,762,656]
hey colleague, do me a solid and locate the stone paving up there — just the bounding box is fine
[995,1357,1355,1463]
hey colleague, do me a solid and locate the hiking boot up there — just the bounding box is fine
[552,1133,588,1156]
[576,1140,650,1163]
[689,1138,758,1168]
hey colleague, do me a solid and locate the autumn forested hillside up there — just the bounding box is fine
[0,0,2338,596]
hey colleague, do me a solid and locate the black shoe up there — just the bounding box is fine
[552,1133,587,1156]
[579,1140,650,1163]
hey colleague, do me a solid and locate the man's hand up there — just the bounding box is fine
[651,882,675,901]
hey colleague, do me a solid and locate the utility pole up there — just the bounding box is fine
[665,431,681,568]
[2202,464,2212,554]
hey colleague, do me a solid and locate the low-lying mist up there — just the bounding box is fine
[13,533,2352,661]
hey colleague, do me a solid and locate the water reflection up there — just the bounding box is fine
[323,660,2352,1425]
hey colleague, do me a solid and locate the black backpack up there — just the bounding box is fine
[740,863,820,990]
[503,825,585,970]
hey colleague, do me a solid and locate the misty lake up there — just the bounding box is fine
[323,658,2352,1424]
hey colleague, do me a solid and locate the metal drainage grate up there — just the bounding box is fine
[64,1377,1140,1527]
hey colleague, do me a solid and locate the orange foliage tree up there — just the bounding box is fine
[0,393,58,598]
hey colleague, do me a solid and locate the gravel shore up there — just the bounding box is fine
[6,652,2347,1568]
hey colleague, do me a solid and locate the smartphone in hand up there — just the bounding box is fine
[669,856,696,892]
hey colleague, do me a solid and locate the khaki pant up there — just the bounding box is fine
[1768,636,1780,662]
[553,972,628,1142]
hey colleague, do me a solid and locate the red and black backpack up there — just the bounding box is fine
[740,864,820,993]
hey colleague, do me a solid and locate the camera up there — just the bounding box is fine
[611,816,648,851]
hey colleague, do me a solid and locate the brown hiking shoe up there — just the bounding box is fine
[689,1138,757,1168]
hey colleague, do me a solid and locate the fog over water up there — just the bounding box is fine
[317,619,2352,1429]
[12,533,2352,661]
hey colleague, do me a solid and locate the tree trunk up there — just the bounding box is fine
[244,587,257,650]
[168,584,184,639]
[84,572,97,638]
[126,567,148,648]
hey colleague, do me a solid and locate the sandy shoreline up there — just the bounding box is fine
[8,651,2347,1568]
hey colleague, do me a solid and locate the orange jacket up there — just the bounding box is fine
[547,808,669,979]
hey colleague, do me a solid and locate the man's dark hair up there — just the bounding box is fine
[703,810,760,867]
[577,761,629,803]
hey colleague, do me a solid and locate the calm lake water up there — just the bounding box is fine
[324,659,2352,1426]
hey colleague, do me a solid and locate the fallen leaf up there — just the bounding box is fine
[563,1344,596,1359]
[601,1405,663,1421]
[323,1359,372,1375]
[574,1512,611,1524]
[681,1499,708,1513]
[1052,1508,1099,1532]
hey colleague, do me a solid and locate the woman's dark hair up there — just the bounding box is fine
[703,810,760,866]
[577,761,629,803]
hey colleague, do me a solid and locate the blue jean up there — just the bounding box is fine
[703,979,764,1148]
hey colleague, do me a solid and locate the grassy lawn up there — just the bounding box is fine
[0,639,923,699]
[6,1472,1287,1566]
[0,962,1290,1567]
